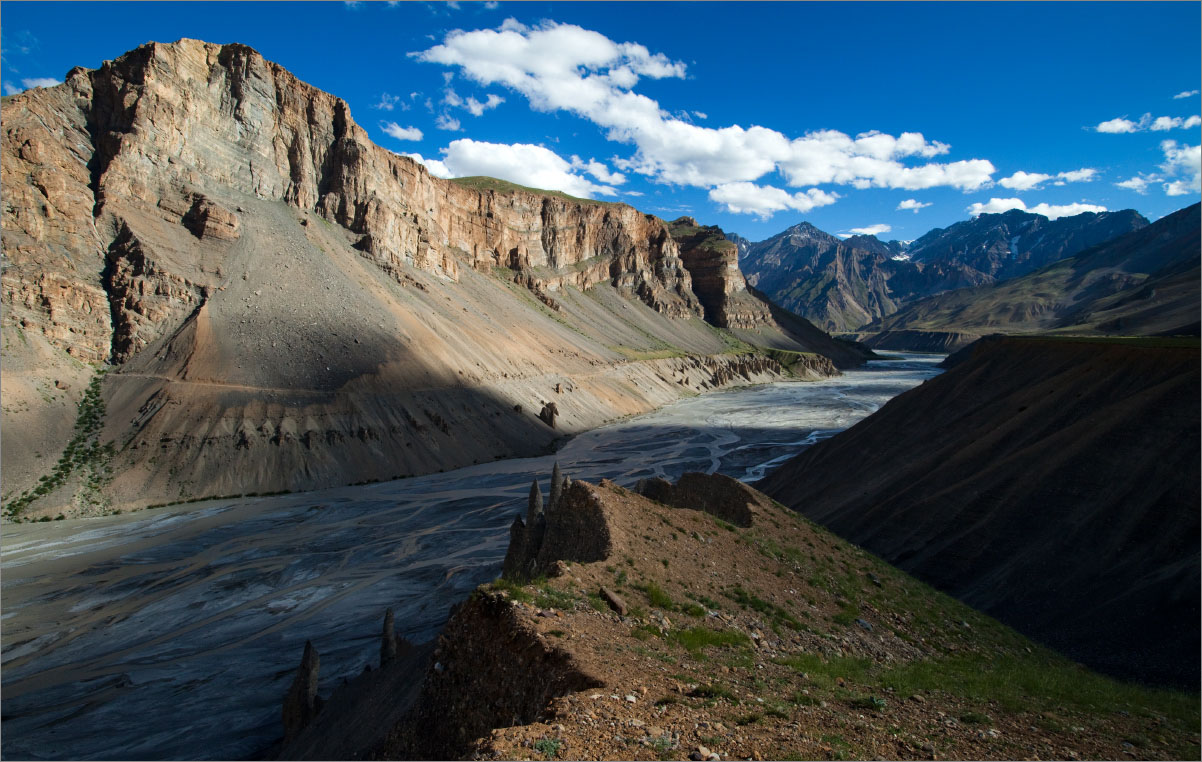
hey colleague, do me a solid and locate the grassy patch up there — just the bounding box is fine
[879,654,1199,725]
[725,585,803,632]
[671,626,750,653]
[488,576,535,605]
[775,653,873,690]
[451,175,616,205]
[638,582,675,609]
[688,683,737,701]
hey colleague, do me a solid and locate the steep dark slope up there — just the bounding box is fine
[759,335,1201,688]
[865,203,1200,345]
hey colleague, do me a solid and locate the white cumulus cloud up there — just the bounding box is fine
[380,121,423,141]
[572,157,625,185]
[434,139,619,198]
[896,199,932,212]
[1159,140,1201,196]
[966,198,1107,220]
[847,224,892,237]
[708,182,839,219]
[435,114,462,131]
[999,168,1097,191]
[414,20,997,213]
[1115,175,1154,194]
[464,93,504,116]
[401,152,453,179]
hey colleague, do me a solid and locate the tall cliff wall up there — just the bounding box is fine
[1,39,863,517]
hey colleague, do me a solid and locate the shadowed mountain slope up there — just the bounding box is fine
[759,335,1200,688]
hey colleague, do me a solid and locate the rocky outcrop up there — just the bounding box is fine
[282,641,323,743]
[668,217,772,330]
[391,591,603,760]
[503,467,614,580]
[634,471,772,527]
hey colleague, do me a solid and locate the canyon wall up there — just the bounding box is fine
[1,39,861,516]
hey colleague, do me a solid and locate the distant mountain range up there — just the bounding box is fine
[738,208,1155,333]
[866,203,1201,345]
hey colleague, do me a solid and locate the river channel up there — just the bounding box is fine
[0,353,941,760]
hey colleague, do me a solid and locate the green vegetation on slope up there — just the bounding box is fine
[2,372,115,520]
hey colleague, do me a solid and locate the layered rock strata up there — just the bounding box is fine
[1,38,858,515]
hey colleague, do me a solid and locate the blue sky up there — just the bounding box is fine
[2,1,1199,242]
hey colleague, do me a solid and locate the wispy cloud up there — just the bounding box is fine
[847,224,892,237]
[2,76,61,95]
[1172,89,1199,99]
[1095,113,1201,133]
[373,93,403,111]
[435,114,462,131]
[1159,140,1201,196]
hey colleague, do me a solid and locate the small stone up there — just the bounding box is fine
[910,694,925,703]
[625,694,637,703]
[630,719,645,728]
[647,726,664,736]
[600,587,628,616]
[707,755,720,761]
[712,722,726,733]
[697,746,711,757]
[855,618,873,632]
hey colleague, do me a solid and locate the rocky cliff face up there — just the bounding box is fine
[1,39,859,518]
[666,217,773,330]
[2,39,703,366]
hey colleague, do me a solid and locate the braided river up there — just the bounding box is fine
[1,353,941,760]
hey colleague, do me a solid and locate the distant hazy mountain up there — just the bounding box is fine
[739,209,1151,332]
[866,203,1200,340]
